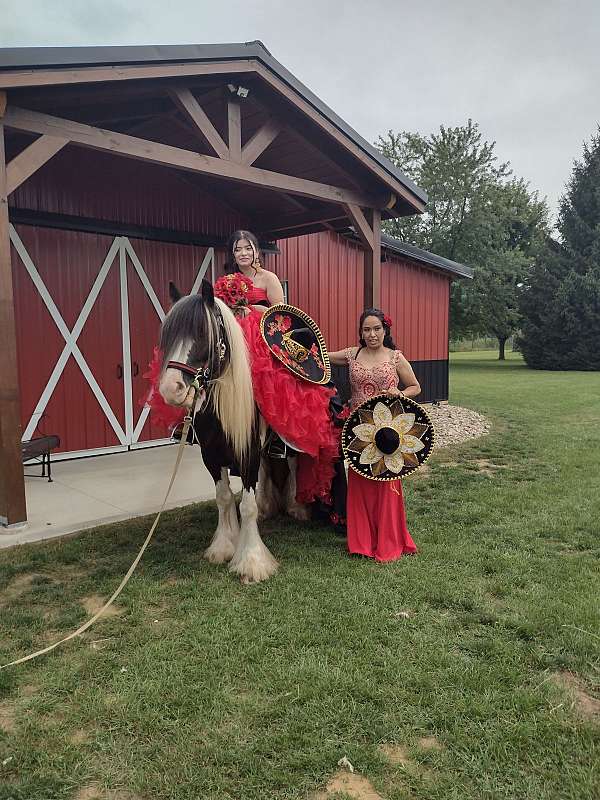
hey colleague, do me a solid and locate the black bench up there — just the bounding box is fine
[21,435,61,482]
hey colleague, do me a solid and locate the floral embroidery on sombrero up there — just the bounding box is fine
[347,400,429,478]
[267,314,292,335]
[309,343,325,371]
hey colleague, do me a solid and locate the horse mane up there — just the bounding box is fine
[160,295,255,462]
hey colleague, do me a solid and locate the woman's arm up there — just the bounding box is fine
[264,271,285,306]
[390,352,421,398]
[329,346,355,366]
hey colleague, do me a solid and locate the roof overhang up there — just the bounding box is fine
[0,42,427,216]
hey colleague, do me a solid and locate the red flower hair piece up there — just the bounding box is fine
[383,314,393,329]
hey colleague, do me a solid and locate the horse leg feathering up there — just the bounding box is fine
[229,489,279,584]
[204,468,240,564]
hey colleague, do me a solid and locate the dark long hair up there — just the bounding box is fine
[358,308,396,350]
[225,229,262,274]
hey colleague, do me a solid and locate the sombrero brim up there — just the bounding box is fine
[260,303,331,385]
[342,394,435,480]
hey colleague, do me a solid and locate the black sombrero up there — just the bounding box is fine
[342,394,435,480]
[260,304,331,385]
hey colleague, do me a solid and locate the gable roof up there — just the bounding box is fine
[0,41,427,207]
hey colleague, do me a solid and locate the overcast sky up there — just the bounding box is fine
[2,0,598,220]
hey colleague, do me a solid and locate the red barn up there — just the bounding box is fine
[0,43,470,527]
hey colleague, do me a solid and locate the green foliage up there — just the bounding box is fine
[377,122,550,352]
[559,128,600,274]
[520,129,600,370]
[1,354,599,799]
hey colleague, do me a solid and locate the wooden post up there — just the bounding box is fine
[362,208,381,309]
[227,100,242,162]
[0,115,27,526]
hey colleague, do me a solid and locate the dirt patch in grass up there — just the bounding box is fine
[1,573,49,605]
[468,459,509,477]
[551,671,600,718]
[311,770,384,800]
[74,786,143,800]
[418,735,443,751]
[379,743,411,765]
[0,701,16,733]
[69,728,91,745]
[81,595,125,619]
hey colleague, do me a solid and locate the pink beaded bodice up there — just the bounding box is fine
[346,348,401,410]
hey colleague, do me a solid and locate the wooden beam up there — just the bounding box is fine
[363,208,381,309]
[6,135,69,194]
[241,118,282,165]
[252,210,347,235]
[252,63,427,214]
[4,105,385,208]
[0,60,258,90]
[0,59,425,213]
[170,87,229,159]
[227,100,241,162]
[0,91,6,118]
[0,124,27,525]
[343,203,373,249]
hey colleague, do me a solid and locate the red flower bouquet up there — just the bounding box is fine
[214,273,253,315]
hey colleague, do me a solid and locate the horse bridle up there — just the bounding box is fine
[165,306,228,406]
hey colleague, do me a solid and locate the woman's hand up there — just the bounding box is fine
[386,387,404,398]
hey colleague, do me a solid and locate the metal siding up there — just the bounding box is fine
[12,225,213,453]
[271,231,363,351]
[269,232,450,359]
[9,147,247,236]
[382,254,450,362]
[12,225,124,452]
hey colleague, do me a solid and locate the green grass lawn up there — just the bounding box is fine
[1,352,599,800]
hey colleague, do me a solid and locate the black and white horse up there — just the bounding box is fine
[158,281,306,583]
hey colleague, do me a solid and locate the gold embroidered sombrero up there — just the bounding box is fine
[260,304,331,385]
[342,394,435,480]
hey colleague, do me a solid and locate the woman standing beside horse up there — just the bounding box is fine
[329,309,421,562]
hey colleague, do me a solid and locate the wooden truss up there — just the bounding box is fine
[0,77,391,523]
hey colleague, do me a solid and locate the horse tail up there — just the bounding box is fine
[210,298,255,461]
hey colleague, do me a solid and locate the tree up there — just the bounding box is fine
[558,128,600,274]
[377,122,549,355]
[519,129,600,370]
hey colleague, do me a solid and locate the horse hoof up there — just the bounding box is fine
[204,539,235,564]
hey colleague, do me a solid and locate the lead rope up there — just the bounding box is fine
[1,398,198,671]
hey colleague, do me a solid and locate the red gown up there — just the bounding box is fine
[345,348,417,561]
[238,287,338,504]
[143,288,339,504]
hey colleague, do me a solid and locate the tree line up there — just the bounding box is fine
[376,122,600,369]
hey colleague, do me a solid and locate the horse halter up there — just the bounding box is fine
[165,307,229,398]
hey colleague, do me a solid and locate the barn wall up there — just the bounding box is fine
[9,147,247,237]
[267,232,452,404]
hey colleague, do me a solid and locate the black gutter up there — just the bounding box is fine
[381,233,473,279]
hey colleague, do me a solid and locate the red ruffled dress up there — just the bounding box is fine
[345,348,417,561]
[143,287,339,504]
[238,286,339,504]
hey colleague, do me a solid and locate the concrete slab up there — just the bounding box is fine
[0,444,240,549]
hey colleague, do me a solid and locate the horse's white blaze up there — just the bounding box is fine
[229,489,278,583]
[204,469,239,564]
[159,338,194,408]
